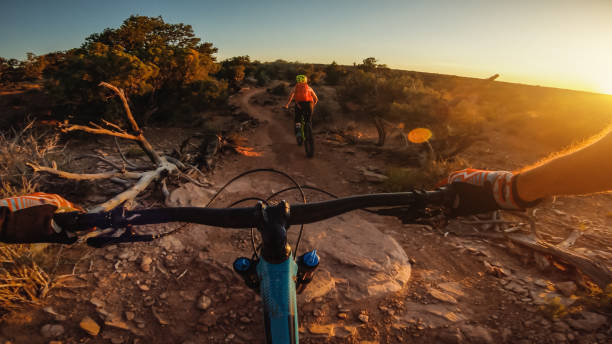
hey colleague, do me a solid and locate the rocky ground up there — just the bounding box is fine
[0,84,610,343]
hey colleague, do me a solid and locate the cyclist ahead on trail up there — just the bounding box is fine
[284,75,318,145]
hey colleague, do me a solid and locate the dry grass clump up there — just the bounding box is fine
[0,121,61,311]
[383,158,468,192]
[0,120,62,197]
[0,245,50,310]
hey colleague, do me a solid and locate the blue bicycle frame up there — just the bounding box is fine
[258,256,299,343]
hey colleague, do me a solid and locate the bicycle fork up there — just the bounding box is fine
[232,201,319,344]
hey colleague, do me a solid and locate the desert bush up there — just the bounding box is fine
[42,15,223,124]
[325,61,345,85]
[216,55,255,90]
[267,83,288,96]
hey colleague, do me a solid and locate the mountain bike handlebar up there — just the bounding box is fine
[53,188,451,232]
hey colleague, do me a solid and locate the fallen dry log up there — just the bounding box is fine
[461,231,612,289]
[29,82,193,213]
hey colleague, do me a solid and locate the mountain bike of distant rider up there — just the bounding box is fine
[284,75,318,158]
[295,105,314,158]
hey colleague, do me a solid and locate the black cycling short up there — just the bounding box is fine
[294,101,313,124]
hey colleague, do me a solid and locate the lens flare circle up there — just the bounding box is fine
[407,128,432,143]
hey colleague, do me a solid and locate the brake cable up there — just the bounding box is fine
[228,197,269,258]
[205,168,307,260]
[266,185,378,214]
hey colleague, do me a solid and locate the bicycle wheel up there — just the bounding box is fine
[304,122,314,158]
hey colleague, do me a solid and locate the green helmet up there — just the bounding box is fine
[296,75,307,83]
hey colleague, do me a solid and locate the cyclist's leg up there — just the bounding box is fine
[304,101,314,127]
[294,104,302,136]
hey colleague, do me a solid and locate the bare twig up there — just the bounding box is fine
[178,171,210,188]
[109,177,131,186]
[114,137,139,169]
[557,230,583,250]
[461,220,521,225]
[59,124,140,141]
[27,163,142,180]
[102,119,126,133]
[99,82,140,133]
[76,154,123,170]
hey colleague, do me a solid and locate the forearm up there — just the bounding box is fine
[285,93,294,106]
[516,128,612,201]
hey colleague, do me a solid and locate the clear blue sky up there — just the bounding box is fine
[1,0,611,94]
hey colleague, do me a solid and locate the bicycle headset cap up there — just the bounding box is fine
[296,75,307,83]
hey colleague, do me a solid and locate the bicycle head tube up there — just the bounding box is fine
[256,201,292,263]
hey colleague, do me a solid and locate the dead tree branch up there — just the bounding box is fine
[88,163,176,212]
[114,137,140,169]
[476,232,612,289]
[27,163,142,180]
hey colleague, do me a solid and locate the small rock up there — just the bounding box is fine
[534,279,549,288]
[159,292,168,300]
[483,261,508,277]
[118,250,131,260]
[105,317,131,330]
[198,311,217,326]
[358,313,369,323]
[138,284,150,291]
[239,316,251,324]
[555,281,577,297]
[43,307,67,321]
[501,328,512,342]
[140,256,152,272]
[152,307,169,325]
[551,333,567,342]
[337,312,349,319]
[335,326,357,339]
[40,324,64,338]
[409,258,416,265]
[534,253,551,270]
[460,325,494,344]
[143,296,155,307]
[308,323,335,336]
[80,316,100,336]
[90,297,105,308]
[225,333,235,342]
[159,236,185,252]
[197,295,212,310]
[104,253,115,261]
[566,311,607,331]
[503,281,527,294]
[436,327,464,344]
[429,288,458,304]
[110,337,124,344]
[125,311,135,321]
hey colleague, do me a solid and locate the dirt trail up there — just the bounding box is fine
[221,86,333,182]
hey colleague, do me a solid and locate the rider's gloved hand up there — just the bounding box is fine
[440,169,542,217]
[0,193,81,244]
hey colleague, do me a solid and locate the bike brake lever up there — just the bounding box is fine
[86,225,154,248]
